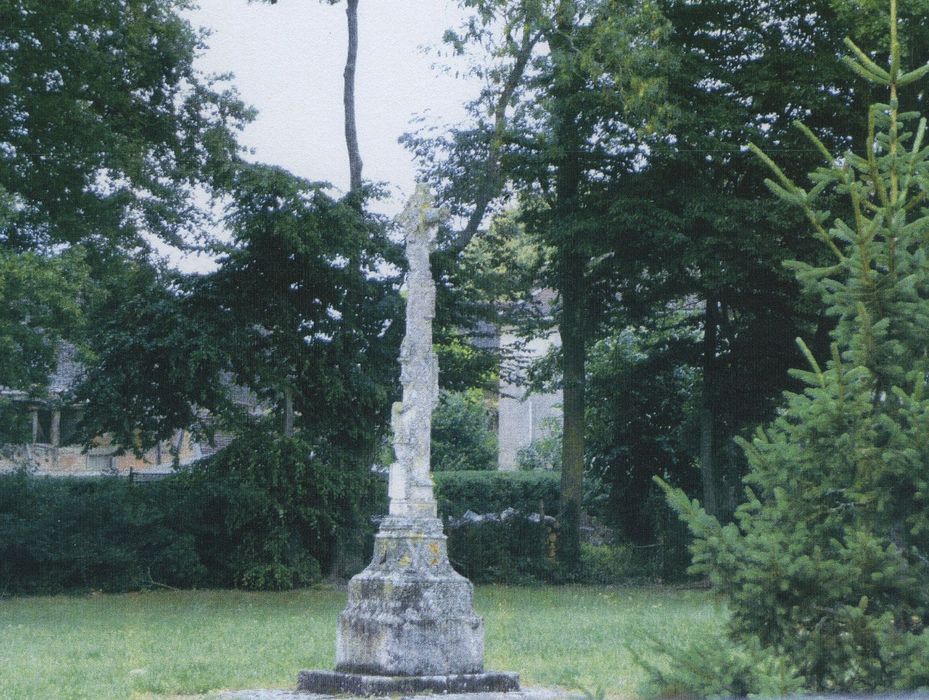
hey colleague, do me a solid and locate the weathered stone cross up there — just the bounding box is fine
[387,184,442,519]
[297,186,519,696]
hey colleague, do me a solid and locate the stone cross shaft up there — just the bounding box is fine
[317,185,509,687]
[388,185,442,519]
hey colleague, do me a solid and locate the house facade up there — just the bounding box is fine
[0,344,201,477]
[496,327,562,471]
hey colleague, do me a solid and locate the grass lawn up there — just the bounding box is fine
[0,585,725,699]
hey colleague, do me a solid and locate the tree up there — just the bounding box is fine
[0,0,251,258]
[585,314,700,547]
[584,0,929,522]
[258,0,363,192]
[74,259,233,453]
[0,248,89,394]
[77,163,402,457]
[0,247,91,443]
[203,163,400,454]
[0,0,252,426]
[408,0,675,572]
[659,2,929,689]
[431,389,498,472]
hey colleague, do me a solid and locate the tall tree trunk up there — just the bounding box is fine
[558,249,586,572]
[550,0,585,573]
[283,384,294,437]
[700,294,719,517]
[454,23,538,252]
[343,0,362,192]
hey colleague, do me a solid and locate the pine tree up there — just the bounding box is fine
[658,0,929,690]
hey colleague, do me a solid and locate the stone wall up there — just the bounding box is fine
[0,431,201,477]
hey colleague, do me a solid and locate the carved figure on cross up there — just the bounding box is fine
[387,185,447,519]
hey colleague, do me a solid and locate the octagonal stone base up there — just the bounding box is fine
[334,516,485,677]
[299,515,521,695]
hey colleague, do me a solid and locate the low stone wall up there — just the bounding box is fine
[0,433,201,477]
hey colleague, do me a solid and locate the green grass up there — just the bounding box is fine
[0,585,725,699]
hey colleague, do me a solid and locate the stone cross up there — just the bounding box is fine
[298,185,520,693]
[388,184,443,519]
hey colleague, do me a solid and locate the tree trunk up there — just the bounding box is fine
[547,0,586,573]
[700,294,719,517]
[283,385,294,437]
[558,250,586,572]
[455,23,538,251]
[343,0,362,192]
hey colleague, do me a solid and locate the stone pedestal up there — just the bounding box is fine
[298,517,519,695]
[336,516,483,676]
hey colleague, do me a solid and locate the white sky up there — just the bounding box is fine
[187,0,476,206]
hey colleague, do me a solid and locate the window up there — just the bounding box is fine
[86,454,114,471]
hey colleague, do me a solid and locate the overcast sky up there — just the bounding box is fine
[187,0,476,207]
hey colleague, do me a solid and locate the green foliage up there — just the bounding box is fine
[409,0,681,569]
[516,417,562,472]
[201,164,400,466]
[579,544,636,584]
[75,261,232,452]
[0,248,90,395]
[447,515,557,584]
[0,0,251,255]
[187,423,360,589]
[585,322,700,542]
[0,399,31,445]
[431,389,497,471]
[433,469,560,518]
[0,470,198,595]
[432,470,562,583]
[0,426,367,594]
[658,4,929,691]
[638,633,805,699]
[433,331,498,393]
[76,164,402,460]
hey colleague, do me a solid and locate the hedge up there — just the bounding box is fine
[0,428,371,595]
[432,470,560,519]
[0,464,625,595]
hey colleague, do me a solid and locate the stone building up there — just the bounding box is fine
[496,327,562,471]
[475,289,563,472]
[0,344,201,478]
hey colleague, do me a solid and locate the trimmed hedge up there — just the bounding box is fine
[447,515,558,584]
[0,471,199,595]
[433,470,559,519]
[0,429,370,595]
[433,471,562,584]
[1,464,650,594]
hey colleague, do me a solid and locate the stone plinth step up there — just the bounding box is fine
[297,669,520,696]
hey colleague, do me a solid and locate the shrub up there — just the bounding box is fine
[446,513,558,584]
[580,543,635,584]
[0,470,203,595]
[638,633,805,699]
[431,389,497,471]
[433,469,559,518]
[658,9,929,692]
[516,416,562,471]
[186,425,360,589]
[0,425,368,594]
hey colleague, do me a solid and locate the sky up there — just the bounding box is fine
[186,0,477,208]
